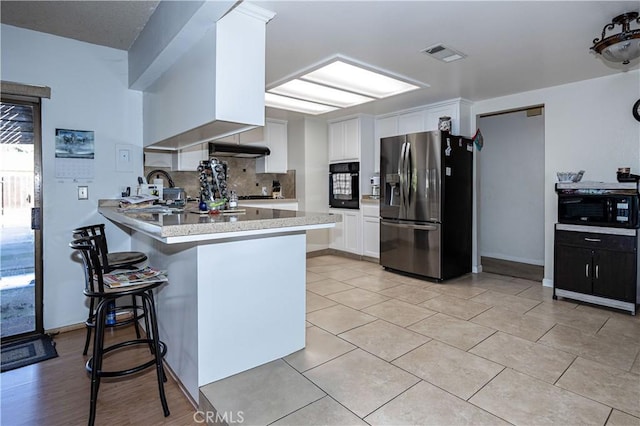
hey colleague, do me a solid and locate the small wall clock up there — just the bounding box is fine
[634,99,640,122]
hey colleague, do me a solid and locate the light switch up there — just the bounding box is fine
[78,186,88,200]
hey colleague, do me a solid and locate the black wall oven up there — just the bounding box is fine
[557,190,639,228]
[329,162,359,209]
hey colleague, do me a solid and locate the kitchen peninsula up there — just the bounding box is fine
[98,202,338,402]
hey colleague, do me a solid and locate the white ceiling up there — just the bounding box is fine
[2,1,639,120]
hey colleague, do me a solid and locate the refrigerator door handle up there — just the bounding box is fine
[399,140,407,209]
[405,142,412,207]
[381,219,438,231]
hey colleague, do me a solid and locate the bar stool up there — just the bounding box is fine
[70,235,170,426]
[73,224,147,355]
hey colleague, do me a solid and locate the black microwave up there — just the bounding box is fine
[557,192,639,228]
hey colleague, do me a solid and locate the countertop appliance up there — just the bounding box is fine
[329,162,359,209]
[380,130,473,280]
[370,175,380,199]
[556,185,639,229]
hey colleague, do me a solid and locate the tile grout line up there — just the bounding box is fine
[302,259,632,424]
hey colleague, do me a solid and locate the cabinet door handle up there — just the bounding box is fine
[595,264,599,279]
[585,263,590,277]
[584,238,601,242]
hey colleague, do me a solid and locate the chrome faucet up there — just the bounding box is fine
[146,169,175,188]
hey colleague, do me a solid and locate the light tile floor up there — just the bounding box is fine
[200,255,640,425]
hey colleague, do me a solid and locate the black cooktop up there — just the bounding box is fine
[238,195,273,200]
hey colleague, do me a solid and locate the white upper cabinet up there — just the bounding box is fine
[425,103,458,132]
[174,143,207,171]
[398,111,426,134]
[144,143,206,171]
[376,116,399,139]
[216,126,264,144]
[329,117,360,162]
[373,99,472,172]
[327,115,374,198]
[255,119,288,174]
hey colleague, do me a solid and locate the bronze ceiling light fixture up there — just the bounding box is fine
[591,11,640,65]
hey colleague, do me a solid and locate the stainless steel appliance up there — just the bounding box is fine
[208,142,270,158]
[556,186,639,228]
[329,162,359,209]
[380,131,473,280]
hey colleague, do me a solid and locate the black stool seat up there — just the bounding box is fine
[73,224,148,355]
[73,224,147,272]
[107,251,147,267]
[71,235,170,426]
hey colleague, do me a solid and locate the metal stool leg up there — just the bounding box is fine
[132,295,141,338]
[83,298,95,355]
[88,298,109,426]
[143,291,170,417]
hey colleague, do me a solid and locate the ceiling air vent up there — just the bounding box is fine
[421,44,466,63]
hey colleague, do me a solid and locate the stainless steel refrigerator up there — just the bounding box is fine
[380,130,473,280]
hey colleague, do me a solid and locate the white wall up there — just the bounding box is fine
[1,25,144,329]
[478,110,544,265]
[473,70,640,286]
[288,117,330,252]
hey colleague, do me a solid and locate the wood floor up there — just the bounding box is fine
[1,326,199,425]
[481,256,544,282]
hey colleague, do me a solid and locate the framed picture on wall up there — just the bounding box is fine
[55,128,95,179]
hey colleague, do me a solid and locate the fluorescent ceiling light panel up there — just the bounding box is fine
[269,79,375,108]
[302,60,420,98]
[265,93,338,115]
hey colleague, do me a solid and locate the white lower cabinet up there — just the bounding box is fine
[363,216,380,258]
[329,208,362,255]
[362,202,380,258]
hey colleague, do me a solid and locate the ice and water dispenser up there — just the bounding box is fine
[385,173,401,207]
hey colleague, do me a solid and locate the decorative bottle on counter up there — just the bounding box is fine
[228,191,238,209]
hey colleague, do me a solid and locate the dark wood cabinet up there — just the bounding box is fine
[592,250,636,302]
[554,244,594,294]
[554,226,638,314]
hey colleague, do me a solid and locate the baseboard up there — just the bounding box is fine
[164,360,198,409]
[542,278,553,288]
[307,249,380,264]
[480,252,544,266]
[472,265,483,273]
[45,322,85,335]
[306,248,332,258]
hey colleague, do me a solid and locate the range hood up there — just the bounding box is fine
[209,142,270,158]
[138,3,276,151]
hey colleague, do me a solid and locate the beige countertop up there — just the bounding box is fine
[98,200,337,244]
[237,198,298,204]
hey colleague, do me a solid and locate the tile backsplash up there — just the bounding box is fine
[144,157,295,200]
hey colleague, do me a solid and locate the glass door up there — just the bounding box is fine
[0,97,43,339]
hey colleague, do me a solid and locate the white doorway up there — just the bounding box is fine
[478,107,545,278]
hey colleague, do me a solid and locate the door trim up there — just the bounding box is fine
[1,93,44,338]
